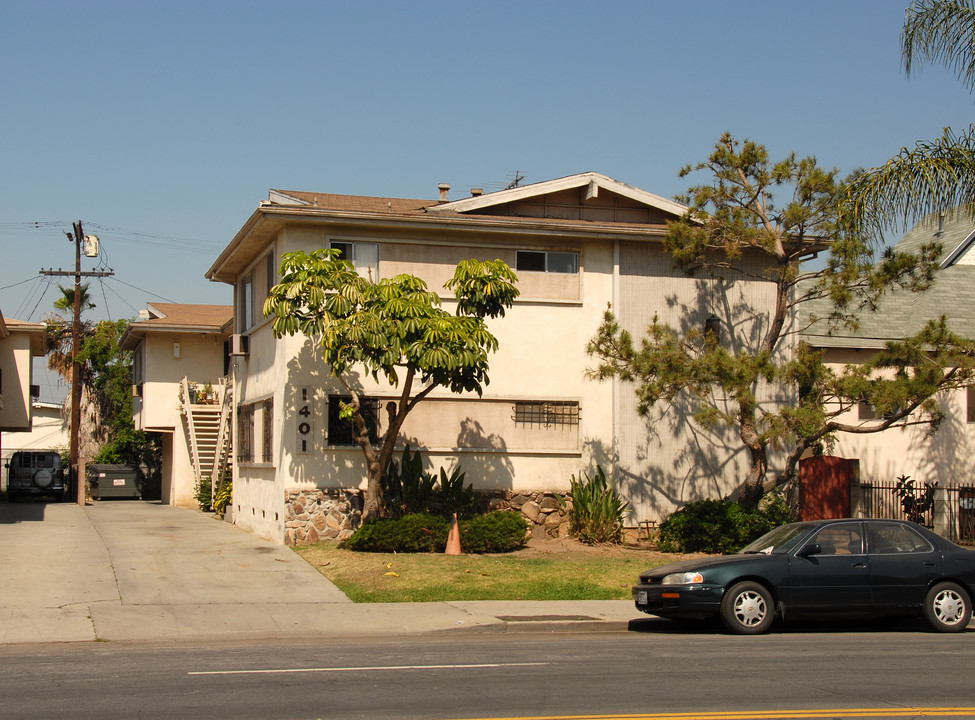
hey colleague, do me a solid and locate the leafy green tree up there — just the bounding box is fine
[846,0,975,232]
[264,250,518,521]
[587,134,967,508]
[77,320,162,495]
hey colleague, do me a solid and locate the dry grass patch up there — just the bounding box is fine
[293,537,698,603]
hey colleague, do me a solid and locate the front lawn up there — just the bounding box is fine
[293,540,686,603]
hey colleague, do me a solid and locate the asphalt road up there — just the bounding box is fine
[2,622,974,720]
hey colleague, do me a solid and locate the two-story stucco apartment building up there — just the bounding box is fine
[122,303,233,506]
[197,172,789,544]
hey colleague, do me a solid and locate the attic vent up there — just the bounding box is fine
[438,183,450,203]
[470,188,483,197]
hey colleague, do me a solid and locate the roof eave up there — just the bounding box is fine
[208,204,674,283]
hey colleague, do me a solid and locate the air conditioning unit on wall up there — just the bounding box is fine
[229,334,250,356]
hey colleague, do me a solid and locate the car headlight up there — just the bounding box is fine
[661,571,705,585]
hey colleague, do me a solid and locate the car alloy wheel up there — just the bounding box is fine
[923,581,971,633]
[720,581,774,635]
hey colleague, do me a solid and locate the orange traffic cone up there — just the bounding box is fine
[445,513,462,555]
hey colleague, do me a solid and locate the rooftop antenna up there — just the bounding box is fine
[504,171,525,190]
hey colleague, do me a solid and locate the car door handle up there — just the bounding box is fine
[852,562,867,568]
[924,562,937,567]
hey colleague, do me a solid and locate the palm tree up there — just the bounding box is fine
[53,283,96,315]
[845,1,975,233]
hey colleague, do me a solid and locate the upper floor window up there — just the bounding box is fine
[330,241,379,282]
[238,271,254,333]
[516,250,578,274]
[238,250,276,333]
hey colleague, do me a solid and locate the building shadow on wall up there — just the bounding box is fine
[455,418,514,491]
[397,418,516,491]
[612,270,797,522]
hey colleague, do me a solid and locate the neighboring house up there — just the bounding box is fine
[121,303,233,507]
[205,172,792,544]
[802,211,975,539]
[1,401,69,467]
[0,307,46,450]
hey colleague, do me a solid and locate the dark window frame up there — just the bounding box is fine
[513,400,580,429]
[327,395,381,446]
[237,402,255,463]
[516,250,579,274]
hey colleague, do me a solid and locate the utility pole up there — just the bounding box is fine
[40,222,113,505]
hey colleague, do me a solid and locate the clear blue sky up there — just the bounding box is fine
[2,1,972,401]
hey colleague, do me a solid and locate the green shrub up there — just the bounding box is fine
[562,465,628,545]
[344,513,450,553]
[194,478,212,511]
[657,489,794,554]
[381,445,476,519]
[458,511,529,553]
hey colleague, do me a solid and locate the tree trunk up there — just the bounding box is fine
[738,408,767,510]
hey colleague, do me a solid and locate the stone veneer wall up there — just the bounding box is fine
[284,488,572,546]
[284,489,363,546]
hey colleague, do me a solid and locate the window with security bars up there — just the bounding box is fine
[327,395,381,446]
[237,403,255,462]
[261,398,273,462]
[513,401,580,428]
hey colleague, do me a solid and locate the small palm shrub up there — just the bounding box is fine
[213,476,232,515]
[381,445,476,519]
[563,465,628,545]
[382,445,437,519]
[657,489,794,554]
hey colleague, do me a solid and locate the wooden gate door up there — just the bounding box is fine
[798,456,858,520]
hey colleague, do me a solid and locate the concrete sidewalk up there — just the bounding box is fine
[0,501,640,645]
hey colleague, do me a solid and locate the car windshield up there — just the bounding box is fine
[740,523,814,555]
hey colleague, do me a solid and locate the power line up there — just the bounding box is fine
[106,276,178,304]
[0,220,224,255]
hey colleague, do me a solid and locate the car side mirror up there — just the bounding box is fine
[796,543,822,558]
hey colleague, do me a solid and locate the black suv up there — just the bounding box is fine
[5,451,68,502]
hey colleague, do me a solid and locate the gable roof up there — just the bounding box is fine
[802,210,975,349]
[425,171,688,218]
[120,303,233,350]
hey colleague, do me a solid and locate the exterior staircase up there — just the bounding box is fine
[180,377,232,507]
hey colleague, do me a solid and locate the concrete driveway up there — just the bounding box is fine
[0,500,641,644]
[0,500,350,644]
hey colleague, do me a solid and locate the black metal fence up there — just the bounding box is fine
[854,481,975,545]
